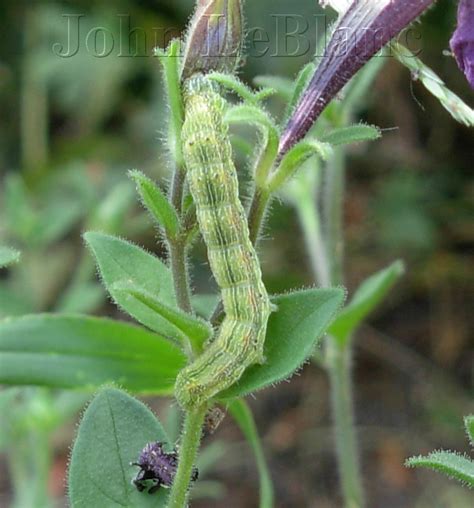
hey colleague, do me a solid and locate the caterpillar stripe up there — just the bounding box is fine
[175,75,272,409]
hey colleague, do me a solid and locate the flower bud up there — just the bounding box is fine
[279,0,435,158]
[181,0,243,80]
[450,0,474,89]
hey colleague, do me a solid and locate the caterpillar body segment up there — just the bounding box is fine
[175,75,272,409]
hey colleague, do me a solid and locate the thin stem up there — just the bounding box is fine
[323,148,345,285]
[169,238,192,314]
[322,148,365,508]
[168,147,192,315]
[170,165,186,214]
[248,188,271,246]
[295,180,331,288]
[327,342,364,508]
[291,150,364,507]
[167,405,207,508]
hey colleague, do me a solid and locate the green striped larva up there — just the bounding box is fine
[174,75,272,409]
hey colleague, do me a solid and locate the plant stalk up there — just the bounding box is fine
[274,147,365,507]
[169,236,192,315]
[323,148,345,285]
[294,178,331,288]
[248,188,271,246]
[327,342,364,508]
[322,148,365,508]
[167,406,207,508]
[169,162,192,315]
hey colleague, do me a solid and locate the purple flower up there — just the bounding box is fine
[279,0,435,158]
[450,0,474,88]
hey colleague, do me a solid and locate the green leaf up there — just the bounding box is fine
[392,42,474,127]
[69,387,170,507]
[321,124,381,146]
[465,415,474,448]
[129,170,180,240]
[405,451,474,489]
[113,282,212,351]
[84,232,178,337]
[224,104,279,154]
[0,314,185,394]
[268,139,332,193]
[219,288,344,399]
[0,246,20,268]
[329,260,404,346]
[283,62,316,124]
[208,72,275,105]
[229,399,274,508]
[155,39,184,165]
[224,103,280,186]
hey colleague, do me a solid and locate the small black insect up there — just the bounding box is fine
[132,441,198,494]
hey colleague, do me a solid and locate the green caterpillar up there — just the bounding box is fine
[175,75,272,409]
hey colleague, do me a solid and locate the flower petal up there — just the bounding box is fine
[279,0,435,157]
[450,0,474,88]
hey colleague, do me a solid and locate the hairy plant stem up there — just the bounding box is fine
[326,342,363,508]
[323,149,345,285]
[322,148,364,508]
[169,239,192,314]
[248,188,271,246]
[295,177,331,288]
[167,405,207,508]
[251,145,365,507]
[168,164,193,316]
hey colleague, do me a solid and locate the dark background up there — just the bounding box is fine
[0,1,472,506]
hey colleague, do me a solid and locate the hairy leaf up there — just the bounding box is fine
[392,42,474,127]
[406,451,474,489]
[113,283,212,351]
[129,170,180,240]
[69,388,170,507]
[465,415,474,448]
[0,246,20,268]
[268,139,332,192]
[283,62,316,124]
[329,260,404,345]
[208,72,274,105]
[219,288,344,399]
[0,314,185,393]
[321,124,381,146]
[224,104,279,160]
[84,232,178,337]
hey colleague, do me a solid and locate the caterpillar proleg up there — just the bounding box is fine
[175,75,272,409]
